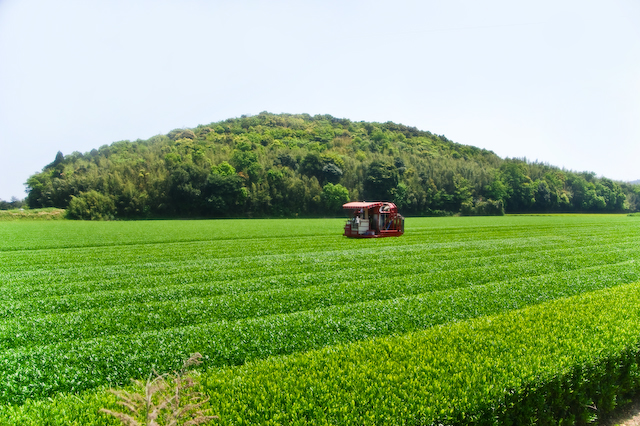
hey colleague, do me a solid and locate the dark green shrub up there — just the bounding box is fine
[67,190,116,220]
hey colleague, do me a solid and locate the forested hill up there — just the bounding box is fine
[25,112,640,219]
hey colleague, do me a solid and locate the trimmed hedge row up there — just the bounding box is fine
[1,259,640,405]
[1,216,639,423]
[3,282,640,425]
[3,219,636,296]
[1,245,640,350]
[187,281,640,425]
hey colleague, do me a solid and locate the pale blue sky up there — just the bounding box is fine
[1,0,639,200]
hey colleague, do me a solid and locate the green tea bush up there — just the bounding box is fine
[2,258,640,405]
[195,282,640,425]
[3,282,640,425]
[1,215,640,423]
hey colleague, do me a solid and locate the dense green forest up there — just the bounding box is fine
[23,112,640,219]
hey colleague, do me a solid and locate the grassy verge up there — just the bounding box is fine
[0,208,66,221]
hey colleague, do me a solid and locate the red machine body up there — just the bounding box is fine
[342,201,405,238]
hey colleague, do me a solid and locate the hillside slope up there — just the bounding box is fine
[25,112,640,219]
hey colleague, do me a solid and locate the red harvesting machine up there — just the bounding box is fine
[342,201,405,238]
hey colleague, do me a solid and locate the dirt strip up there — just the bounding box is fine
[600,395,640,426]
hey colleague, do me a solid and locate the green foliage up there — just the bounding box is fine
[320,183,349,213]
[211,161,235,177]
[2,215,640,423]
[321,162,343,184]
[0,197,24,210]
[192,283,640,425]
[364,160,398,200]
[500,161,536,210]
[67,190,116,220]
[22,113,639,218]
[203,174,246,215]
[229,149,257,172]
[460,198,505,216]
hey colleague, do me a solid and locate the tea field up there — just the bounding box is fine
[1,215,640,425]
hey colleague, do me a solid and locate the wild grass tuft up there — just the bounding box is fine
[100,353,218,426]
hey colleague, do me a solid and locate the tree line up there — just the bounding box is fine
[0,197,25,210]
[23,112,640,219]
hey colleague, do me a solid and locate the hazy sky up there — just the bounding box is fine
[1,0,639,201]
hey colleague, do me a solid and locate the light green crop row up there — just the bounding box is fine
[3,234,634,303]
[0,215,633,273]
[2,231,637,305]
[1,258,639,405]
[0,215,638,415]
[195,281,640,425]
[0,218,345,252]
[0,231,582,287]
[3,281,640,425]
[2,244,640,350]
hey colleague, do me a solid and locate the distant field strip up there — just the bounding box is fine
[0,215,639,423]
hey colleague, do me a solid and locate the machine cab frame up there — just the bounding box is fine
[342,201,404,238]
